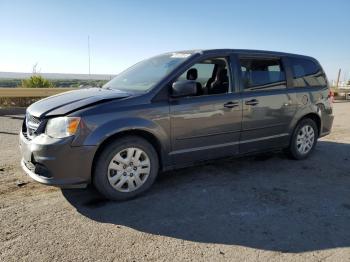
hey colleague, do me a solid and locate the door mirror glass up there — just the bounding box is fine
[171,80,197,98]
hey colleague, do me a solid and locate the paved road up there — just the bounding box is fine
[0,103,350,261]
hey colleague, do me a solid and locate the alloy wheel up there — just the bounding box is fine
[296,125,315,155]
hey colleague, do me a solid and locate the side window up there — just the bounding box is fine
[177,57,230,96]
[179,63,215,87]
[239,58,286,91]
[289,57,327,87]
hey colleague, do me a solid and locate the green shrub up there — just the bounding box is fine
[20,75,54,88]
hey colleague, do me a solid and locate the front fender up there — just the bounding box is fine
[81,117,170,152]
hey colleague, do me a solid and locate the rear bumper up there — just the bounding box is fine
[19,131,96,187]
[320,113,334,138]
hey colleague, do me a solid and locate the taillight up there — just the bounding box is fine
[328,90,334,105]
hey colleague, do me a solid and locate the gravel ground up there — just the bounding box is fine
[0,103,350,262]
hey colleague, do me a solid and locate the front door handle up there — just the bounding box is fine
[245,99,259,106]
[224,101,239,108]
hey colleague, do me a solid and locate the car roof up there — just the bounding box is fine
[171,49,315,60]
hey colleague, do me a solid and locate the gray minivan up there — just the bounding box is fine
[19,49,334,200]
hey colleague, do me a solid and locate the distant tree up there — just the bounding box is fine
[347,80,350,86]
[19,63,54,88]
[20,75,54,88]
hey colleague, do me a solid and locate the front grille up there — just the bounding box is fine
[27,114,40,125]
[25,112,42,140]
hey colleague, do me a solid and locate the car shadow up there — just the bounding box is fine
[62,140,350,253]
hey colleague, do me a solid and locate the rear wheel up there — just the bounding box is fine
[93,136,159,201]
[286,118,318,160]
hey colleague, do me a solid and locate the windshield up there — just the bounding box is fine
[103,53,193,92]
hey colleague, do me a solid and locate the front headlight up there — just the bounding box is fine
[45,117,81,138]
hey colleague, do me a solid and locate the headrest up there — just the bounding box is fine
[186,68,198,80]
[216,68,228,81]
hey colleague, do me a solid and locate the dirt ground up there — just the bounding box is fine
[0,103,349,262]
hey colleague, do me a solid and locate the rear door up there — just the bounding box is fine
[238,55,296,153]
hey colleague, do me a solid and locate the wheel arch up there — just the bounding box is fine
[292,112,321,137]
[285,112,321,159]
[91,129,165,181]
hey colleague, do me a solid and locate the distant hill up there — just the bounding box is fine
[0,72,115,88]
[0,72,115,80]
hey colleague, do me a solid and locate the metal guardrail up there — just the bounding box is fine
[0,88,76,97]
[334,88,350,91]
[333,88,350,100]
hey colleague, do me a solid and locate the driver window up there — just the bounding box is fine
[177,57,230,96]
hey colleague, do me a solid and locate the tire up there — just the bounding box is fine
[93,136,159,201]
[286,118,318,160]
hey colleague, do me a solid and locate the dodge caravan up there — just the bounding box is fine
[19,49,334,200]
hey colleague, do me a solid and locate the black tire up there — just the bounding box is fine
[286,118,318,160]
[93,136,159,201]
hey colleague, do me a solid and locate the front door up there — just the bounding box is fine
[169,56,242,164]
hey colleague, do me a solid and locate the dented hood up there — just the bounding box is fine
[27,87,130,118]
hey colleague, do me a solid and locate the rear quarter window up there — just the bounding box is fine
[289,57,327,87]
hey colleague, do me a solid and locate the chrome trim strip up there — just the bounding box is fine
[170,141,239,155]
[239,133,289,144]
[176,129,241,140]
[170,133,289,155]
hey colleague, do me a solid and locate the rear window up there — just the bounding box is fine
[239,58,286,91]
[289,57,327,87]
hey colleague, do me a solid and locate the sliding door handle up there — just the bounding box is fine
[223,101,239,108]
[245,99,259,106]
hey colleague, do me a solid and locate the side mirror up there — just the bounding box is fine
[171,80,197,98]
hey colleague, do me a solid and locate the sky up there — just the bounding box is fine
[0,0,349,81]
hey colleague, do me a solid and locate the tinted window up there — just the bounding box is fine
[289,57,327,87]
[239,58,286,91]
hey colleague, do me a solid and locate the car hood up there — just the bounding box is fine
[27,87,131,118]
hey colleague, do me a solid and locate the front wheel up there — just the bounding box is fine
[286,118,318,160]
[93,136,159,201]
